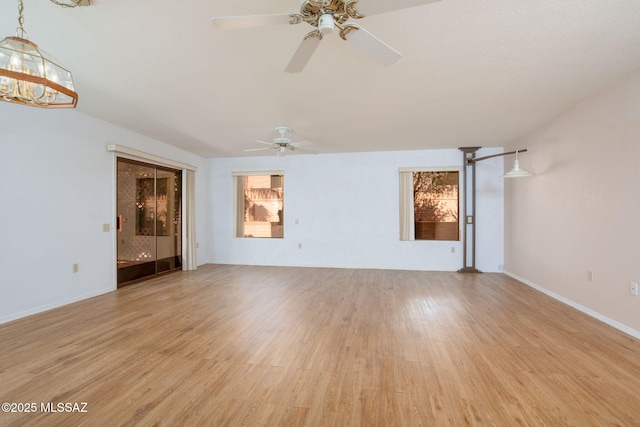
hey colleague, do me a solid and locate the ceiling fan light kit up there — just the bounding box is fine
[318,13,335,34]
[212,0,441,72]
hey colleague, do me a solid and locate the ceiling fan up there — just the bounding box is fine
[244,127,318,156]
[212,0,441,73]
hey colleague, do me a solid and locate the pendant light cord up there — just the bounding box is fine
[16,0,27,38]
[14,0,90,38]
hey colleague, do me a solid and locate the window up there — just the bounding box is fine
[400,169,459,241]
[234,172,284,238]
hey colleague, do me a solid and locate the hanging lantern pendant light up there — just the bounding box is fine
[0,0,78,108]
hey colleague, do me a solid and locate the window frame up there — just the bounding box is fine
[399,166,462,242]
[233,170,285,239]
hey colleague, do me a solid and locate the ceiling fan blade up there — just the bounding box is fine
[355,0,441,17]
[284,34,322,73]
[343,26,402,66]
[243,147,272,152]
[290,141,312,147]
[290,147,318,154]
[212,13,293,31]
[255,140,275,145]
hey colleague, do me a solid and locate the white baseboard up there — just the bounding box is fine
[0,287,114,325]
[503,270,640,340]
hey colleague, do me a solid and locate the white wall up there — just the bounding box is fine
[209,147,504,272]
[505,68,640,337]
[0,103,209,324]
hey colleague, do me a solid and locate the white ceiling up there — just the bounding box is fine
[3,0,640,157]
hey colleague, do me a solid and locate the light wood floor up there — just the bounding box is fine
[1,265,640,426]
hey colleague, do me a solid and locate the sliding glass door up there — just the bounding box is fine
[117,158,182,287]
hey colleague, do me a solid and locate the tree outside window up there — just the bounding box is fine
[413,171,459,240]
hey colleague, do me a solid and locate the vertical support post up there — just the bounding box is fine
[458,147,481,273]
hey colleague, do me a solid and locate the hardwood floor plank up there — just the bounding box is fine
[1,264,640,426]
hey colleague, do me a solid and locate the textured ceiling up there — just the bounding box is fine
[2,0,640,157]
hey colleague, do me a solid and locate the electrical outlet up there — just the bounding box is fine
[298,243,302,249]
[631,282,638,296]
[73,263,79,273]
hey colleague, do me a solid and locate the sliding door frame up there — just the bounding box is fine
[108,145,198,289]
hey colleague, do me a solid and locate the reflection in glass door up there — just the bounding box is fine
[117,158,182,287]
